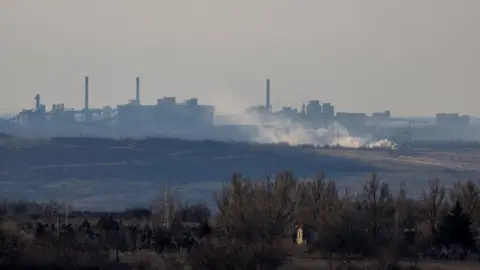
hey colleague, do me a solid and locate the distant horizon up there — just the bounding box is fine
[2,103,472,118]
[0,78,477,118]
[1,110,477,120]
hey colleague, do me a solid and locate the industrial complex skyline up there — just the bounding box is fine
[2,1,480,116]
[0,75,476,118]
[4,75,470,120]
[2,76,475,146]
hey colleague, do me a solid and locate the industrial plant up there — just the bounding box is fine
[1,76,476,143]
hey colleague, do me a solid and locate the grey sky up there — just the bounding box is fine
[1,0,479,116]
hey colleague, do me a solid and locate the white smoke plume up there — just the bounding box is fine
[218,111,397,149]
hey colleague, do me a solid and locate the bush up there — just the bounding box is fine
[187,240,287,270]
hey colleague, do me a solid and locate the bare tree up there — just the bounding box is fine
[42,201,63,218]
[312,181,347,267]
[214,172,255,241]
[179,203,211,223]
[444,179,480,226]
[254,171,298,244]
[395,182,407,235]
[459,180,480,218]
[448,179,462,206]
[216,171,299,243]
[296,171,327,229]
[361,172,394,238]
[422,178,446,245]
[212,172,292,268]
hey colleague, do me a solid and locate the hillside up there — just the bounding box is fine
[0,137,478,210]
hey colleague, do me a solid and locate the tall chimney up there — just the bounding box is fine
[35,94,40,110]
[266,78,271,112]
[84,76,89,120]
[136,77,140,105]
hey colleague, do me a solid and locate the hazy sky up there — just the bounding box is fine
[1,1,479,116]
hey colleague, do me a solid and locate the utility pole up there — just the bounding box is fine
[395,210,399,238]
[65,202,68,225]
[56,211,60,240]
[403,124,412,149]
[116,228,119,264]
[345,187,352,256]
[164,183,169,229]
[173,188,177,223]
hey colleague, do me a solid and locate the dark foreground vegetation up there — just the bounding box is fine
[2,171,480,269]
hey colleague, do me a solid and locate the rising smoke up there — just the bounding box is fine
[224,111,397,149]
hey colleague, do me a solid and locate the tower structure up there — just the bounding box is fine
[84,76,91,121]
[136,77,140,105]
[35,94,40,110]
[266,78,271,112]
[164,183,169,228]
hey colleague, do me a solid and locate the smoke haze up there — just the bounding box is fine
[220,111,397,149]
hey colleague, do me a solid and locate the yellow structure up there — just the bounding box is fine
[296,226,304,245]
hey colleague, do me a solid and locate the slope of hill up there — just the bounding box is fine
[0,137,478,210]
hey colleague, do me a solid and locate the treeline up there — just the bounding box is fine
[1,171,480,269]
[214,172,480,265]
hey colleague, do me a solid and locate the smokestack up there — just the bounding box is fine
[84,76,89,111]
[35,94,40,110]
[84,76,89,120]
[136,77,140,105]
[266,78,271,112]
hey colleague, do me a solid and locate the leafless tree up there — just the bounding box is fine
[448,179,462,206]
[312,181,348,267]
[246,171,299,244]
[295,171,328,228]
[394,182,407,235]
[212,172,292,268]
[421,178,446,244]
[179,203,211,223]
[214,172,255,241]
[459,180,480,218]
[361,173,394,238]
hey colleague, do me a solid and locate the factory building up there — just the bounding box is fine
[279,106,300,120]
[245,105,268,115]
[50,104,76,125]
[246,78,273,115]
[322,103,335,119]
[436,113,469,127]
[116,102,155,129]
[116,95,215,134]
[306,100,322,120]
[13,76,216,137]
[9,75,404,140]
[155,97,214,129]
[335,112,367,129]
[372,110,391,119]
[16,108,45,127]
[15,94,47,127]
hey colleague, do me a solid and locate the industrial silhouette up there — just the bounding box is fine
[1,76,474,143]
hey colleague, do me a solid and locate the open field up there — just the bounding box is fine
[0,137,479,210]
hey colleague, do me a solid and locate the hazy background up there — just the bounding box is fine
[1,0,479,117]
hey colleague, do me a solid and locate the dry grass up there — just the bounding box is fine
[279,258,480,270]
[118,250,188,270]
[415,261,480,270]
[0,220,36,243]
